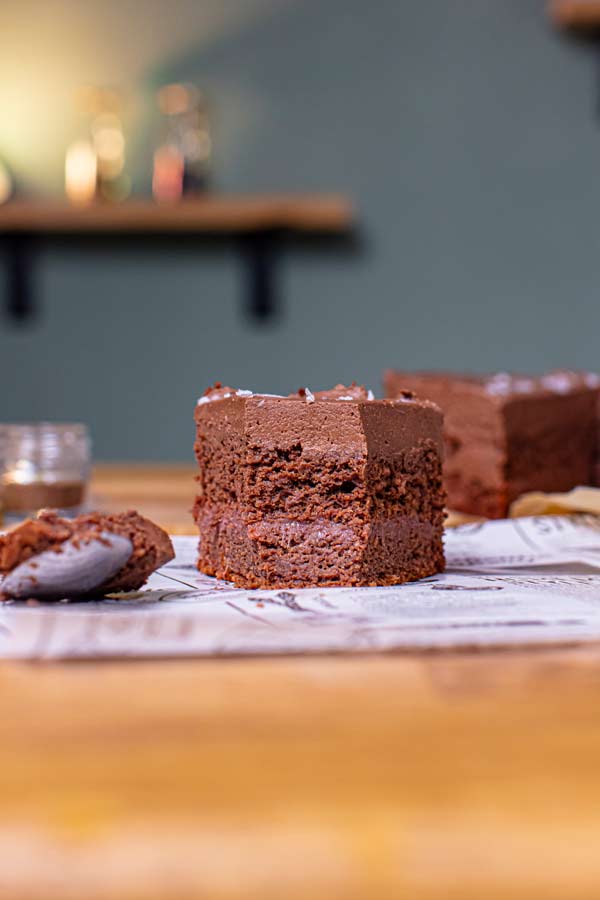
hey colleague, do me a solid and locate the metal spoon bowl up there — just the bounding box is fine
[1,532,133,600]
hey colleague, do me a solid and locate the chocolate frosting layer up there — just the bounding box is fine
[195,383,443,455]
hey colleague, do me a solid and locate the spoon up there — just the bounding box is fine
[1,532,133,600]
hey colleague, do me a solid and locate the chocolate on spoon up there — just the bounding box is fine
[0,509,175,601]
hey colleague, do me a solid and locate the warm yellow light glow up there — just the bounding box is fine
[0,0,280,192]
[65,139,97,205]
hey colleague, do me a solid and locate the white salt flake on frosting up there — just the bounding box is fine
[540,372,573,394]
[236,389,253,397]
[197,391,232,405]
[484,373,534,396]
[367,390,375,401]
[484,373,513,396]
[337,396,354,400]
[305,388,315,404]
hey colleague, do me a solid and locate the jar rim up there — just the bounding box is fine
[0,422,89,432]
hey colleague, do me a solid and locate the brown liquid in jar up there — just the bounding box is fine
[2,480,85,512]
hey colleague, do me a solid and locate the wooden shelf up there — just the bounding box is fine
[549,0,600,31]
[0,195,354,235]
[0,194,356,322]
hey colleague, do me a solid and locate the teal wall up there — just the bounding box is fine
[2,0,600,460]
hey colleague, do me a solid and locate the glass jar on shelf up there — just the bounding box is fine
[153,83,211,202]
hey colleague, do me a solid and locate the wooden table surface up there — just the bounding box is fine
[3,465,600,899]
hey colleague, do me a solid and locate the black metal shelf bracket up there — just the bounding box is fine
[2,225,355,326]
[5,234,35,323]
[2,229,287,325]
[240,229,282,322]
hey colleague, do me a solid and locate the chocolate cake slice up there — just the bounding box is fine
[0,509,174,600]
[193,383,445,588]
[384,369,600,518]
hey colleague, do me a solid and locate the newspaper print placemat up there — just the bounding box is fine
[3,515,600,659]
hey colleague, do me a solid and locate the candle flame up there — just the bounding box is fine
[65,139,97,205]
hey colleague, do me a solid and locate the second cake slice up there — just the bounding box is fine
[384,369,599,518]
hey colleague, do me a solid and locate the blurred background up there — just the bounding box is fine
[0,0,598,460]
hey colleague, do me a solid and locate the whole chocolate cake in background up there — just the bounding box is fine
[193,383,445,589]
[384,369,600,519]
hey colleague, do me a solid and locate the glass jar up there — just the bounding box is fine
[0,423,91,521]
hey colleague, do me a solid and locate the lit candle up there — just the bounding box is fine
[153,145,184,202]
[65,139,97,205]
[0,159,12,205]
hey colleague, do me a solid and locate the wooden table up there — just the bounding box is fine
[2,465,600,899]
